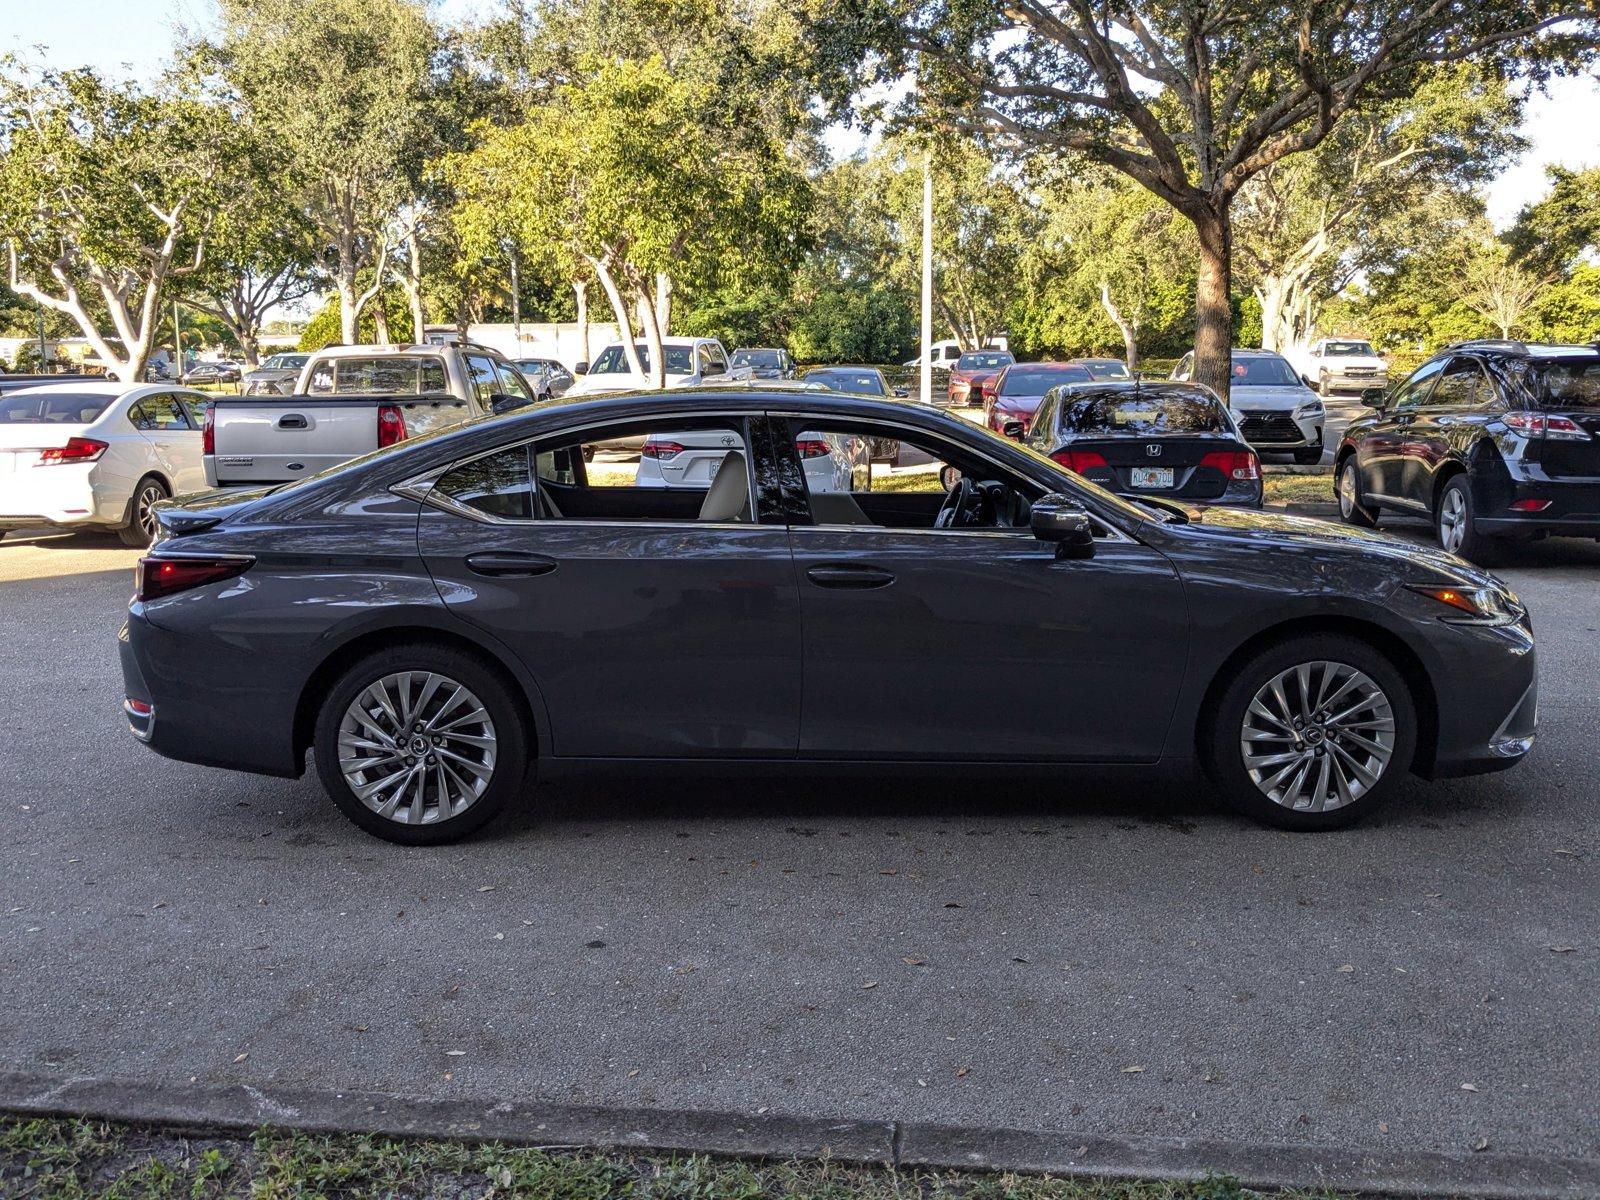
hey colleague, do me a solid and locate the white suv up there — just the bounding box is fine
[1172,349,1325,464]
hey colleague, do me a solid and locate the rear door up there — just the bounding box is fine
[132,393,205,493]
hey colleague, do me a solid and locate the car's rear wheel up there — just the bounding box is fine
[1436,474,1500,562]
[1204,634,1416,831]
[1336,457,1379,528]
[314,644,528,844]
[119,476,168,547]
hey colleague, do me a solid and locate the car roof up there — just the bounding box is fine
[309,344,458,358]
[1,381,151,396]
[1010,361,1092,369]
[808,364,883,373]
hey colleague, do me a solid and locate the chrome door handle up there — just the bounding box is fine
[806,565,895,589]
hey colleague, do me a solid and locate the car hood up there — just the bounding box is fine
[1230,386,1317,410]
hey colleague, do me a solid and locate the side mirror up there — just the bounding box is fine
[1030,493,1095,559]
[1360,386,1386,408]
[1002,419,1026,440]
[574,361,589,375]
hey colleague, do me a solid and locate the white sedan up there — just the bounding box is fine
[635,429,869,494]
[0,382,210,546]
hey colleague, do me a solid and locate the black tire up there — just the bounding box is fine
[1435,474,1502,562]
[313,643,530,845]
[1318,372,1332,398]
[1292,446,1323,466]
[1203,633,1417,831]
[119,476,168,547]
[1335,456,1379,528]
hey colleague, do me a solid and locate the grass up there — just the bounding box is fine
[1262,472,1335,506]
[0,1116,1352,1200]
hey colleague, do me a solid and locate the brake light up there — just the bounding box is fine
[135,555,253,602]
[1200,450,1261,481]
[36,437,108,465]
[641,440,685,460]
[794,438,831,459]
[377,404,408,448]
[1051,449,1108,473]
[202,404,214,455]
[1503,412,1592,441]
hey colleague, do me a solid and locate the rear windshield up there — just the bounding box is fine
[1531,360,1600,409]
[1230,356,1300,387]
[732,349,782,368]
[1000,366,1091,394]
[807,370,885,394]
[305,356,447,394]
[957,352,1013,370]
[1060,392,1227,434]
[0,392,113,424]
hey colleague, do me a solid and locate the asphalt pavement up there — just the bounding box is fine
[0,519,1596,1186]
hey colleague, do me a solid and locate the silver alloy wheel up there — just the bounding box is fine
[1438,487,1467,552]
[136,483,164,541]
[1240,660,1396,812]
[1337,462,1358,519]
[337,671,497,825]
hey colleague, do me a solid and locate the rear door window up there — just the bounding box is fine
[130,394,194,431]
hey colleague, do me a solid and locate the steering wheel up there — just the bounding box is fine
[935,477,974,528]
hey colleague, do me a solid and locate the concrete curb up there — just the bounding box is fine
[5,1071,1600,1199]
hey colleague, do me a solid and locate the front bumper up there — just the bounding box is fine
[1236,410,1322,450]
[1319,370,1387,391]
[1419,617,1537,778]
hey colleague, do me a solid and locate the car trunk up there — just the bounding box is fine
[0,422,95,473]
[1530,409,1600,480]
[1060,434,1251,501]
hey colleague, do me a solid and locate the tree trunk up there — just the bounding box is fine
[635,285,666,390]
[1193,206,1235,402]
[373,298,391,345]
[238,329,261,369]
[655,272,672,338]
[588,255,643,377]
[573,280,590,367]
[1099,279,1140,373]
[337,258,360,345]
[405,232,426,343]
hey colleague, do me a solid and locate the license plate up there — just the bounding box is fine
[1130,467,1174,489]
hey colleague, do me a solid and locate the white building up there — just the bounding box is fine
[423,321,621,370]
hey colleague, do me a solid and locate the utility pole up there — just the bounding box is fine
[508,244,522,349]
[919,152,934,407]
[173,301,183,381]
[36,301,49,373]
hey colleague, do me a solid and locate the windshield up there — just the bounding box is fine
[807,369,885,395]
[0,392,113,424]
[305,356,447,394]
[957,352,1013,370]
[1230,356,1301,387]
[590,344,695,375]
[1323,341,1375,357]
[1531,360,1600,409]
[1061,391,1227,434]
[732,349,782,368]
[1079,360,1131,380]
[1000,366,1092,394]
[262,354,308,370]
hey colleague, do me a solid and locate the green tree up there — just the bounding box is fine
[1509,164,1600,276]
[0,62,230,380]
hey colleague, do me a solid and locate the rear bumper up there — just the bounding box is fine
[0,466,128,528]
[1477,478,1600,538]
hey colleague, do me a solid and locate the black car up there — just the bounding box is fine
[1024,382,1263,508]
[1336,340,1600,559]
[731,347,798,380]
[121,388,1535,845]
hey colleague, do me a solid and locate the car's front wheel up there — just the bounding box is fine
[314,644,529,844]
[1336,457,1379,528]
[1204,634,1416,830]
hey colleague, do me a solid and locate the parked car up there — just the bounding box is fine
[180,360,241,386]
[803,366,911,461]
[982,362,1094,436]
[206,342,538,487]
[635,427,867,495]
[1293,338,1388,397]
[0,382,208,546]
[730,347,798,380]
[242,353,311,396]
[948,350,1016,407]
[1071,358,1134,382]
[123,387,1534,844]
[1336,340,1600,560]
[1171,348,1325,464]
[903,339,965,372]
[565,337,751,396]
[1022,382,1262,508]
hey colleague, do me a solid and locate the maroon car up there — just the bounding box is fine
[983,362,1094,436]
[947,350,1015,406]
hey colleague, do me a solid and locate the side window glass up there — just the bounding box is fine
[128,401,154,430]
[466,356,499,405]
[421,360,447,392]
[533,420,754,522]
[496,363,536,404]
[435,446,533,521]
[1391,360,1445,412]
[1428,360,1488,408]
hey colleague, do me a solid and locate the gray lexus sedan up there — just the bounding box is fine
[119,388,1537,844]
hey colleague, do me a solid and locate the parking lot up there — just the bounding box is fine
[0,515,1596,1175]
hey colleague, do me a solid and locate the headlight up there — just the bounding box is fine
[1294,401,1324,419]
[1407,584,1522,626]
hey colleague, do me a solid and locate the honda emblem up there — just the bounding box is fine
[1145,443,1163,457]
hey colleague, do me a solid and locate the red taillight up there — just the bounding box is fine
[794,438,831,459]
[1510,497,1552,512]
[1200,450,1261,481]
[1504,412,1592,441]
[135,555,253,602]
[377,404,408,448]
[641,439,685,460]
[36,437,108,465]
[202,404,215,455]
[1051,449,1109,473]
[125,698,153,715]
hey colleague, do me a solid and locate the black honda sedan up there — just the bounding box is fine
[1023,381,1263,508]
[121,388,1535,844]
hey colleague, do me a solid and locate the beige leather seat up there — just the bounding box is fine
[698,451,751,522]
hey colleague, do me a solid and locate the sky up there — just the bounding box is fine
[4,0,1597,229]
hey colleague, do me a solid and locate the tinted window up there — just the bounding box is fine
[1059,392,1227,434]
[1532,360,1600,409]
[435,446,533,520]
[306,356,447,394]
[808,370,886,395]
[1000,366,1092,394]
[1428,359,1494,408]
[956,352,1013,370]
[1229,356,1300,387]
[0,393,114,424]
[1389,359,1446,411]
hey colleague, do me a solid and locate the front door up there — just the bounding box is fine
[774,417,1190,762]
[1360,359,1444,507]
[415,415,802,758]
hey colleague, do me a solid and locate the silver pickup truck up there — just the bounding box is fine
[204,343,537,487]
